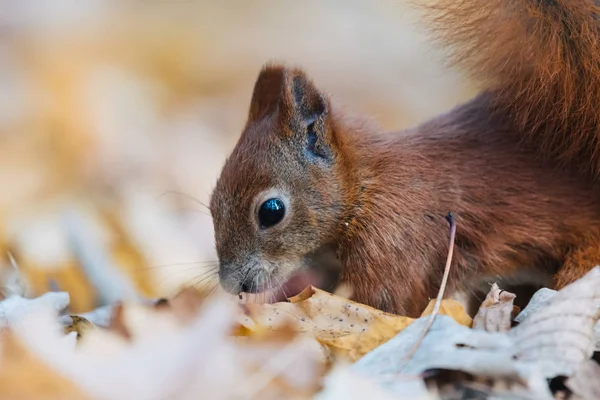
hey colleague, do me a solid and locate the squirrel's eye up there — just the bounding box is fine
[258,198,286,228]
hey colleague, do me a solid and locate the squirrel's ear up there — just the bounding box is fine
[247,64,327,126]
[280,68,332,160]
[280,68,327,126]
[248,65,287,123]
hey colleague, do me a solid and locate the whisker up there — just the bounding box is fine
[207,282,220,298]
[260,280,268,304]
[274,274,288,302]
[169,269,219,296]
[250,276,256,301]
[137,261,219,271]
[274,276,282,303]
[157,190,212,212]
[155,266,219,285]
[267,274,275,304]
[267,275,275,304]
[174,207,212,218]
[191,272,220,289]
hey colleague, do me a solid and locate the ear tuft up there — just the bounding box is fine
[289,72,326,124]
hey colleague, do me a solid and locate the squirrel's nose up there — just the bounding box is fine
[218,265,242,294]
[240,281,251,293]
[219,261,266,294]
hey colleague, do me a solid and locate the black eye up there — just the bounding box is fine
[258,198,286,228]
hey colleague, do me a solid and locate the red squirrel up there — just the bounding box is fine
[208,0,600,317]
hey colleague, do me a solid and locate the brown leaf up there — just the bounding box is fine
[63,315,94,340]
[472,283,516,332]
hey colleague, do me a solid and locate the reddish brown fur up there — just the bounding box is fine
[209,1,600,317]
[422,0,600,178]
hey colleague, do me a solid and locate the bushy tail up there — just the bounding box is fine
[423,0,600,179]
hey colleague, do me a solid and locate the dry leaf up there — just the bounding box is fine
[514,286,600,352]
[514,288,557,324]
[0,291,69,330]
[17,294,325,400]
[422,368,535,400]
[105,303,131,340]
[0,286,324,399]
[353,267,600,399]
[240,286,471,362]
[234,334,327,399]
[0,330,89,399]
[1,265,598,400]
[353,315,546,398]
[420,298,473,327]
[63,315,94,339]
[316,365,432,400]
[357,315,556,399]
[75,304,116,328]
[472,283,516,332]
[159,286,214,324]
[509,267,600,378]
[565,360,600,400]
[241,286,413,361]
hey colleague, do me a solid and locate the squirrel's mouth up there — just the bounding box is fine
[239,244,341,304]
[240,269,320,304]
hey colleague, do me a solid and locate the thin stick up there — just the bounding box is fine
[404,212,457,361]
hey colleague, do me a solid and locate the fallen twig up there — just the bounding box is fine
[403,212,457,361]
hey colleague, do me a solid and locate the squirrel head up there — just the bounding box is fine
[209,64,347,297]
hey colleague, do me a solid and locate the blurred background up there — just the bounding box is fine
[0,0,476,313]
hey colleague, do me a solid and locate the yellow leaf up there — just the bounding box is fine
[420,298,473,327]
[240,287,475,361]
[240,286,411,362]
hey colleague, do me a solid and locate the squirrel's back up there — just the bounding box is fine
[425,0,600,178]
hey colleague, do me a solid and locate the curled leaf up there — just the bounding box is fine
[472,283,516,332]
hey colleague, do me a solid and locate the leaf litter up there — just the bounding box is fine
[0,264,598,398]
